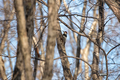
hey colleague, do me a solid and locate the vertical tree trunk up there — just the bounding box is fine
[98,0,104,43]
[24,0,36,79]
[92,0,104,80]
[42,0,60,79]
[12,43,25,80]
[92,45,99,80]
[14,0,33,80]
[98,1,104,80]
[33,37,39,80]
[57,18,73,79]
[74,0,87,79]
[0,57,7,80]
[24,0,36,48]
[38,2,45,79]
[57,29,73,80]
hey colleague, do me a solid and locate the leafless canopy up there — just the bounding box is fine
[0,0,120,80]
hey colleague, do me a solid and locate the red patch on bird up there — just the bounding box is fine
[64,31,67,34]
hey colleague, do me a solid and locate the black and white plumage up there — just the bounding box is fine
[62,31,67,43]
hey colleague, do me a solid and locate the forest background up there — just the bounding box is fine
[0,0,120,80]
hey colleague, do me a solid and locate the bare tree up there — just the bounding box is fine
[105,0,120,22]
[42,0,60,79]
[92,0,104,80]
[13,0,34,80]
[1,0,120,80]
[57,23,73,80]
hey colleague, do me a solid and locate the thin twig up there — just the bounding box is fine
[107,44,120,55]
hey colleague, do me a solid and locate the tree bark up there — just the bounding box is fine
[57,31,73,80]
[42,0,60,79]
[14,0,33,80]
[92,0,104,80]
[33,37,39,80]
[24,0,36,48]
[23,0,36,79]
[57,0,73,79]
[12,43,25,80]
[38,2,45,79]
[105,0,120,22]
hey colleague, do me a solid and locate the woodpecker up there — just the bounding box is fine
[62,31,67,43]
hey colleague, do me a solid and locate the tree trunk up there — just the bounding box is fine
[14,0,33,80]
[24,0,36,48]
[74,0,87,79]
[57,0,73,79]
[42,0,60,79]
[105,0,120,22]
[92,0,104,80]
[57,26,73,80]
[12,43,25,80]
[38,2,45,79]
[23,0,36,79]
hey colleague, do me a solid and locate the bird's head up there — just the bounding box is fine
[63,31,67,35]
